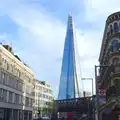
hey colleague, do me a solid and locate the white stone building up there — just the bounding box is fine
[0,44,35,120]
[33,79,53,116]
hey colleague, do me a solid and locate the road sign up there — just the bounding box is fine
[98,89,105,96]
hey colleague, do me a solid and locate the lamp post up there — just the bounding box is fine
[95,65,109,120]
[81,78,94,96]
[81,78,93,120]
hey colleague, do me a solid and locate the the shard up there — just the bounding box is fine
[58,14,80,100]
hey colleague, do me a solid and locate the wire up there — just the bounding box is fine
[73,27,84,95]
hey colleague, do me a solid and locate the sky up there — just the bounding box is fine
[0,0,120,97]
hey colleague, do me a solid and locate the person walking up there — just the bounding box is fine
[67,113,73,120]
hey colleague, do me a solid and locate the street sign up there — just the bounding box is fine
[98,89,105,96]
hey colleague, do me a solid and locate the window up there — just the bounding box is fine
[25,97,29,106]
[9,76,14,87]
[114,22,119,33]
[112,40,118,52]
[19,82,22,91]
[2,58,4,67]
[18,69,21,77]
[39,93,42,97]
[3,90,7,102]
[29,99,33,107]
[14,94,19,104]
[8,91,13,103]
[20,95,24,105]
[12,78,17,89]
[26,85,30,94]
[4,60,6,69]
[7,63,9,70]
[22,84,25,92]
[19,95,21,104]
[1,72,5,84]
[23,96,25,105]
[36,99,38,105]
[3,73,7,85]
[6,74,9,85]
[17,80,22,91]
[0,89,3,101]
[43,94,45,98]
[11,65,14,73]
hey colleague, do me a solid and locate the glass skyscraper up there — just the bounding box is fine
[58,15,80,100]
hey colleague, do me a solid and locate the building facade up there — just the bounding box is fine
[58,15,80,100]
[33,79,53,117]
[98,12,120,120]
[0,44,35,120]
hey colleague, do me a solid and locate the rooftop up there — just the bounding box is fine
[2,44,30,68]
[35,79,51,87]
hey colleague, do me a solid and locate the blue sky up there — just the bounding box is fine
[0,0,120,97]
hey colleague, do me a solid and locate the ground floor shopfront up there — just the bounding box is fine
[0,108,32,120]
[99,100,120,120]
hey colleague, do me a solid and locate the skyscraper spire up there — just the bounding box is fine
[67,13,73,29]
[68,12,72,17]
[58,15,80,100]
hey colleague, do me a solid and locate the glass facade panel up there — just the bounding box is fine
[58,15,79,100]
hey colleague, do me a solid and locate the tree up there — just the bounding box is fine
[46,99,54,115]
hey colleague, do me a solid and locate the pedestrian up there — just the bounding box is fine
[67,113,73,120]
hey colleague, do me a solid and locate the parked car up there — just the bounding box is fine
[42,116,51,120]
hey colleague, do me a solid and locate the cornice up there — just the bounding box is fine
[0,45,34,76]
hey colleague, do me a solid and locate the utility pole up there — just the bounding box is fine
[95,65,109,120]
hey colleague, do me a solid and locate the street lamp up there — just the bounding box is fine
[95,65,109,120]
[81,78,94,96]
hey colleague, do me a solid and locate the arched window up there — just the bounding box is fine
[111,40,118,52]
[114,22,119,32]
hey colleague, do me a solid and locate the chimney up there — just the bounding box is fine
[3,45,12,53]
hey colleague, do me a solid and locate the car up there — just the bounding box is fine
[42,116,51,120]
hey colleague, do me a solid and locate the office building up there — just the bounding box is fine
[58,15,80,100]
[0,44,35,120]
[33,79,53,116]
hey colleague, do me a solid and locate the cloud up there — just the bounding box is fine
[84,0,120,22]
[75,0,120,93]
[4,2,90,93]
